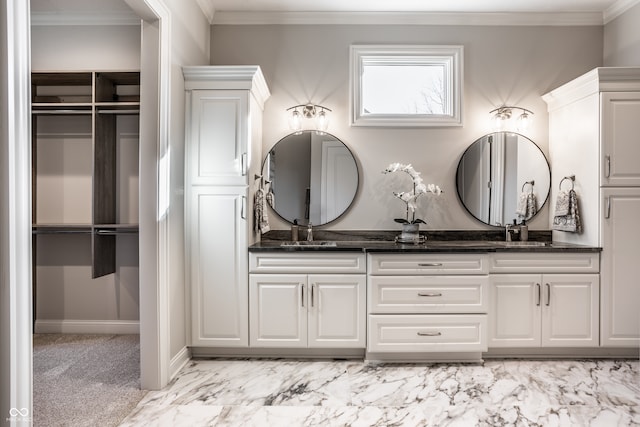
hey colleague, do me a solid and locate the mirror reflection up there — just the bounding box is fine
[456,132,550,226]
[263,131,359,226]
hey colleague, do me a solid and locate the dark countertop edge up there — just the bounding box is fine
[249,241,602,253]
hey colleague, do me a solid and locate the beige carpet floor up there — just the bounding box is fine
[33,334,148,427]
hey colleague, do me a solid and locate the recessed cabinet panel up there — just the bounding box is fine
[190,90,247,185]
[368,314,487,353]
[308,275,366,348]
[369,275,488,314]
[249,275,306,348]
[542,275,599,347]
[489,274,541,347]
[601,188,640,347]
[191,187,248,346]
[368,253,488,275]
[601,92,640,186]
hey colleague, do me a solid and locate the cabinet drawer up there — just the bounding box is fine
[249,252,366,274]
[368,314,487,353]
[369,276,488,314]
[489,253,599,273]
[368,254,488,275]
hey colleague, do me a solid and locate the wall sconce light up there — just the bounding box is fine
[489,106,534,132]
[287,103,332,134]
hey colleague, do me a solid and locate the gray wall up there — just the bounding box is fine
[211,24,603,231]
[604,2,640,66]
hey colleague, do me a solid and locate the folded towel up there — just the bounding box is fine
[516,192,538,221]
[254,188,270,234]
[553,189,582,233]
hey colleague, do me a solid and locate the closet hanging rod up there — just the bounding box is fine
[97,109,140,115]
[32,110,92,115]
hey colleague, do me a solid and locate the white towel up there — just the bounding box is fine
[553,189,582,233]
[516,192,538,221]
[254,188,270,234]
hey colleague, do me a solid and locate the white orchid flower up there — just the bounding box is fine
[383,162,442,224]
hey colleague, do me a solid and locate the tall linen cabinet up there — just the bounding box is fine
[543,67,640,348]
[183,66,270,347]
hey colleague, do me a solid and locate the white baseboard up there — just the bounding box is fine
[34,319,140,334]
[169,346,191,380]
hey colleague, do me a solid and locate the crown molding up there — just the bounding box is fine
[211,11,604,26]
[31,11,140,26]
[195,0,216,24]
[603,0,640,23]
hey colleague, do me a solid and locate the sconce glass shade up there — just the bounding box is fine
[288,109,302,132]
[316,110,329,134]
[517,111,532,132]
[489,106,533,133]
[287,103,332,134]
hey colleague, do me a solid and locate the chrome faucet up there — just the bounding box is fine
[306,222,313,242]
[505,222,521,242]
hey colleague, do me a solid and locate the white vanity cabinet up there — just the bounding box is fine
[184,66,270,347]
[248,252,366,348]
[544,67,640,348]
[489,252,600,348]
[367,253,489,354]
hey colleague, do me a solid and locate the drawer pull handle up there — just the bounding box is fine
[417,263,443,267]
[536,283,541,306]
[417,331,442,337]
[418,292,442,297]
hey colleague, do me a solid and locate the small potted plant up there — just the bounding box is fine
[382,163,442,243]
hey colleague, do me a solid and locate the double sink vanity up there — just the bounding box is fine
[184,66,640,363]
[247,233,601,362]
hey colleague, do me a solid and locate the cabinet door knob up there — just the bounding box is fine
[417,331,442,337]
[418,292,442,297]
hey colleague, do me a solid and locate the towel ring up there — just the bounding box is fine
[522,180,535,194]
[559,175,575,191]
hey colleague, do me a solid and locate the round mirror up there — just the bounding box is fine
[262,131,359,226]
[456,132,550,226]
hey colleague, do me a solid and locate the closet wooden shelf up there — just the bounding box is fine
[31,70,140,280]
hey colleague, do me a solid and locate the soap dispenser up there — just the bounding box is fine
[291,219,299,241]
[520,220,528,241]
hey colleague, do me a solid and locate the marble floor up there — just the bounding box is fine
[120,358,640,426]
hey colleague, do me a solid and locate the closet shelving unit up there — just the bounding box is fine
[31,71,140,280]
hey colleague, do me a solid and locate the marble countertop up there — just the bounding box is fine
[249,230,601,253]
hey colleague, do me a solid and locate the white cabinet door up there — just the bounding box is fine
[489,274,541,347]
[601,188,640,347]
[307,274,366,348]
[190,186,249,347]
[601,92,640,187]
[542,274,599,347]
[187,89,249,186]
[249,274,307,348]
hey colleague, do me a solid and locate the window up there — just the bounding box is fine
[350,45,463,127]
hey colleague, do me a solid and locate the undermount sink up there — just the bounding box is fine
[495,241,548,247]
[280,241,338,247]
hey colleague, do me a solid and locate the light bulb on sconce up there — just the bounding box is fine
[489,106,533,133]
[287,103,332,134]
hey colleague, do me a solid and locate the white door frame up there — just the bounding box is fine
[1,0,33,423]
[123,0,172,390]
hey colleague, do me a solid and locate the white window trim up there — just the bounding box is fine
[350,45,463,127]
